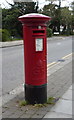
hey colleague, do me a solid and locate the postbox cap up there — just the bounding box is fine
[18,13,51,24]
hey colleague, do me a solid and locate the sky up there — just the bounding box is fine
[0,0,74,9]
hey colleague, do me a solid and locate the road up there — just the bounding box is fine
[47,36,72,62]
[2,36,72,95]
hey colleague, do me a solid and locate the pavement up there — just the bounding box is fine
[0,52,72,119]
[0,40,23,48]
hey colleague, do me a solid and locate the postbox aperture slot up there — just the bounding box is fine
[33,30,45,34]
[35,38,43,51]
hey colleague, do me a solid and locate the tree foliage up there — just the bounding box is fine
[0,7,2,29]
[40,1,73,35]
[61,7,72,25]
[40,3,61,32]
[2,0,74,40]
[2,1,39,39]
[2,29,11,42]
[71,1,74,32]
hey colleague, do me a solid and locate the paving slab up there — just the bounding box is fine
[62,89,72,100]
[51,99,72,115]
[44,85,72,118]
[20,113,32,118]
[44,111,72,118]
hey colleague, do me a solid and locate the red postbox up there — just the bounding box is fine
[18,13,51,104]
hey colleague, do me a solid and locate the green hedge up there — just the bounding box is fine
[47,28,53,37]
[2,29,11,42]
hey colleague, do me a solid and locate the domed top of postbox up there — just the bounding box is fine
[18,13,51,24]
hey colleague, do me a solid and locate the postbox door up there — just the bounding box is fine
[30,36,47,86]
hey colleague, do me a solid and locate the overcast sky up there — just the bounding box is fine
[0,0,73,9]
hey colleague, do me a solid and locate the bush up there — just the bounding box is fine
[2,29,11,42]
[47,28,53,37]
[61,30,70,36]
[61,28,73,36]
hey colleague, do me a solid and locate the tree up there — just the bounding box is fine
[2,8,22,37]
[71,1,74,14]
[6,1,39,14]
[71,1,74,33]
[42,3,58,17]
[40,2,61,33]
[2,1,39,38]
[45,0,62,33]
[41,0,73,35]
[0,5,2,29]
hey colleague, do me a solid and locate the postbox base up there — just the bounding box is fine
[25,84,47,104]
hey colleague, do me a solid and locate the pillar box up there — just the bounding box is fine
[18,13,51,104]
